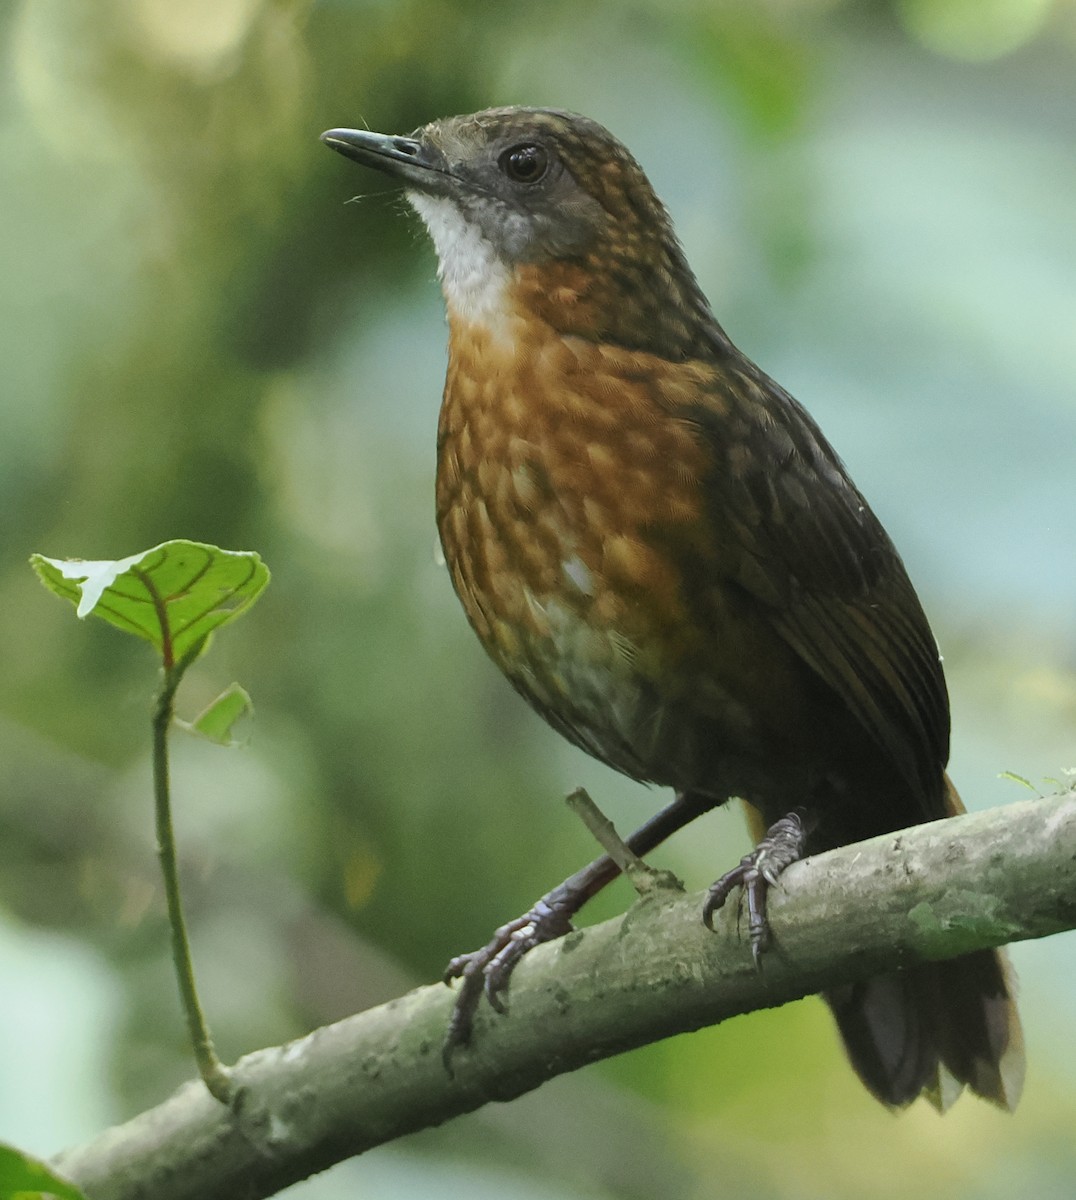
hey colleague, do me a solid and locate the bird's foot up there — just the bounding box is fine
[702,809,807,964]
[442,896,575,1069]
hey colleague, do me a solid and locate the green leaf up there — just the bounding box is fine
[0,1142,88,1200]
[31,541,269,668]
[187,682,254,745]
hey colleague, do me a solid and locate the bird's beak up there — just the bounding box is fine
[320,127,446,190]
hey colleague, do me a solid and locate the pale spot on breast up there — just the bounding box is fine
[522,587,551,635]
[511,461,541,507]
[585,442,617,474]
[562,555,594,595]
[551,284,581,306]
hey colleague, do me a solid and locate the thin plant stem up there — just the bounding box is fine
[153,653,233,1104]
[564,787,680,898]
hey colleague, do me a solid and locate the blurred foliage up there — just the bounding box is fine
[0,1140,87,1200]
[1,1,1075,1198]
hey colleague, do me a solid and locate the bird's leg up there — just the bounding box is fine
[443,790,716,1066]
[702,809,808,964]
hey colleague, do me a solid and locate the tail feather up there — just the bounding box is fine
[825,947,1024,1111]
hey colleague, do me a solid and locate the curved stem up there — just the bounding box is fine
[153,654,233,1104]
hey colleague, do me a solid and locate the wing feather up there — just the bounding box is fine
[683,364,949,813]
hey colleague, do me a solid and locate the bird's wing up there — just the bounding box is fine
[681,366,950,814]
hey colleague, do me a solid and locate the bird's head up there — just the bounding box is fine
[322,107,724,358]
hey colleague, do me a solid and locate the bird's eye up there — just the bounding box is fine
[499,143,549,184]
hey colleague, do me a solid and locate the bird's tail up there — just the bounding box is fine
[825,947,1023,1110]
[825,776,1025,1110]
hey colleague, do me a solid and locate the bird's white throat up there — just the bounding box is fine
[407,192,513,333]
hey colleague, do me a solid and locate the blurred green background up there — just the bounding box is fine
[2,0,1075,1196]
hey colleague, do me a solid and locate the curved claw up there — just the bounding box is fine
[441,899,576,1070]
[484,933,531,1011]
[702,810,808,962]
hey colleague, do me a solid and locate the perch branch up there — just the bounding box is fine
[58,791,1076,1200]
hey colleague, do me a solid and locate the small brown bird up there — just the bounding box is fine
[322,107,1023,1110]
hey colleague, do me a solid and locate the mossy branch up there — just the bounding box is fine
[58,790,1076,1200]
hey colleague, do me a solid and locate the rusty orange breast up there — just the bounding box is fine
[434,295,757,782]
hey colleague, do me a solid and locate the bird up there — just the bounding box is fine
[321,106,1024,1110]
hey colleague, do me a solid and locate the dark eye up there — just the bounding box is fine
[499,143,549,184]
